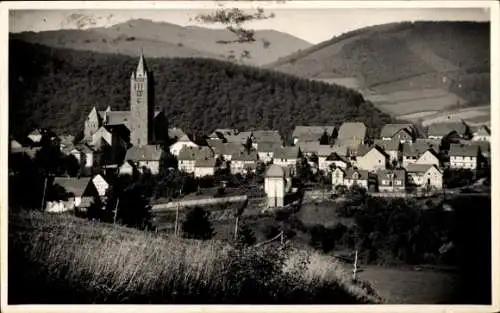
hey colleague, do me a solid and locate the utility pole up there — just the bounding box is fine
[174,203,180,236]
[234,215,239,241]
[113,198,120,224]
[352,249,359,281]
[40,176,48,211]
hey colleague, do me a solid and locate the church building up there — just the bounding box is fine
[83,54,168,173]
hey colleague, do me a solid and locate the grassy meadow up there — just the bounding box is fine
[8,209,382,304]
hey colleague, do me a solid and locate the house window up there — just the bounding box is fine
[395,180,401,186]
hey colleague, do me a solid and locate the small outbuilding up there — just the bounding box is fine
[264,164,286,208]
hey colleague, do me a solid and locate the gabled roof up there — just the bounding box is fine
[231,149,259,162]
[325,152,349,163]
[297,141,320,154]
[292,126,336,139]
[194,156,217,168]
[168,127,187,140]
[257,141,282,153]
[265,164,285,178]
[358,145,388,158]
[406,163,440,174]
[178,146,214,161]
[427,121,468,137]
[125,145,163,161]
[449,143,479,157]
[53,177,92,197]
[373,139,400,151]
[251,130,282,144]
[402,142,438,157]
[380,124,413,138]
[344,168,369,180]
[377,169,406,183]
[338,122,367,140]
[225,131,252,144]
[273,146,300,159]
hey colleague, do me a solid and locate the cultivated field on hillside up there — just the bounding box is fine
[8,209,379,304]
[418,106,491,126]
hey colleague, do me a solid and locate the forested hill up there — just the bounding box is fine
[9,39,395,140]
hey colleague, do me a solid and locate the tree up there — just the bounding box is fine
[65,154,81,177]
[319,130,330,145]
[236,221,256,246]
[182,206,214,240]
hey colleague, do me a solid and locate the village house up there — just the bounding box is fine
[207,140,243,162]
[46,177,98,213]
[318,144,348,172]
[194,157,218,178]
[296,141,320,157]
[356,145,389,172]
[380,124,415,143]
[471,125,490,142]
[27,128,43,144]
[207,128,239,141]
[426,121,471,141]
[448,143,480,170]
[377,169,406,192]
[118,161,136,176]
[324,152,350,171]
[373,139,400,164]
[124,145,164,174]
[406,164,443,190]
[230,149,259,174]
[292,126,336,145]
[331,167,369,189]
[273,146,300,170]
[91,174,109,198]
[256,141,282,163]
[252,130,282,146]
[337,122,367,150]
[401,141,440,168]
[224,131,253,145]
[415,149,441,167]
[264,164,287,208]
[169,134,199,156]
[178,146,214,174]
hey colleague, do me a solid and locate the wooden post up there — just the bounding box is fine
[174,203,180,237]
[40,176,48,211]
[234,215,239,241]
[113,198,120,224]
[352,249,359,281]
[280,231,284,245]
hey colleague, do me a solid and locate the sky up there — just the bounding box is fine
[9,5,490,44]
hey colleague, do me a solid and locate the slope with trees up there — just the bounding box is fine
[9,39,395,140]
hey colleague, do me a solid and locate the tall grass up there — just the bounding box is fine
[8,209,382,304]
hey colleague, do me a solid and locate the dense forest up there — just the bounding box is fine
[9,39,395,140]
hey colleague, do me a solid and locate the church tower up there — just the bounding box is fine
[130,54,152,147]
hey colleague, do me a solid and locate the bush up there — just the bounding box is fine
[182,206,215,240]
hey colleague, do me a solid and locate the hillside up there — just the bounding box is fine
[9,39,395,139]
[11,19,312,66]
[9,209,380,304]
[267,21,490,123]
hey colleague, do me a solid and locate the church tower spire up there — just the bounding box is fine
[130,52,152,147]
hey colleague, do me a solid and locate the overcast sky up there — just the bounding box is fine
[9,5,490,44]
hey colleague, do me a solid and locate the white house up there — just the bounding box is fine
[449,143,480,170]
[377,169,406,192]
[356,145,388,172]
[273,146,300,169]
[264,164,286,208]
[194,157,217,178]
[415,149,441,167]
[472,125,490,142]
[92,174,109,197]
[28,128,43,144]
[48,177,98,212]
[118,161,135,176]
[230,150,259,175]
[125,145,164,174]
[332,167,369,189]
[169,134,199,157]
[406,164,443,189]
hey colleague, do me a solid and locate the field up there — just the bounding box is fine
[8,208,380,304]
[418,106,491,127]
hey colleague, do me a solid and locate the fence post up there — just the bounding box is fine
[352,249,358,281]
[174,203,179,236]
[234,215,239,241]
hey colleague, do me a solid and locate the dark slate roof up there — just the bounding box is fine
[53,177,92,197]
[194,156,217,168]
[380,124,413,138]
[178,146,214,161]
[427,121,468,137]
[225,131,252,144]
[325,152,349,163]
[402,141,438,157]
[449,143,480,157]
[292,126,336,139]
[297,141,320,154]
[273,146,300,159]
[252,130,282,144]
[406,163,437,173]
[257,141,282,153]
[231,149,259,161]
[337,122,367,140]
[373,139,400,151]
[355,144,388,158]
[344,168,369,180]
[377,169,406,184]
[125,145,163,161]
